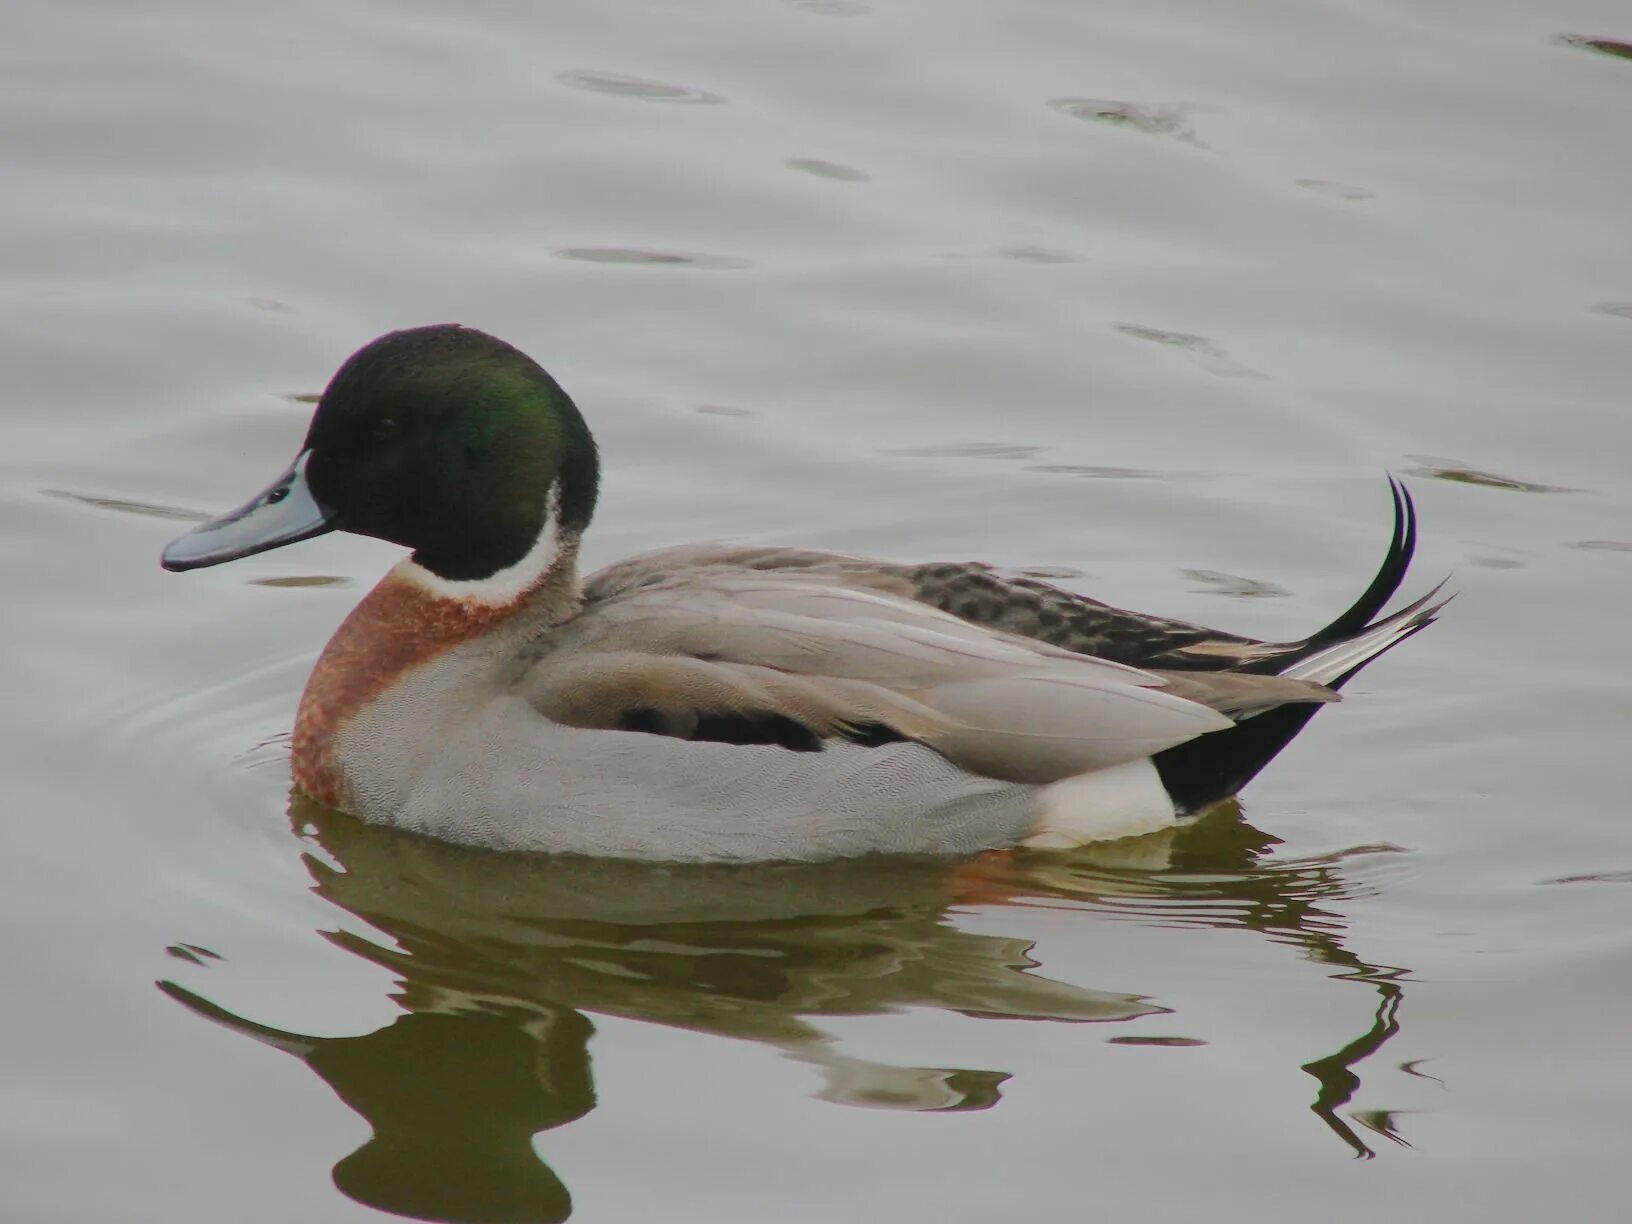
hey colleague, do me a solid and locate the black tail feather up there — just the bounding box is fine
[1154,694,1334,813]
[1306,477,1415,646]
[1154,478,1428,813]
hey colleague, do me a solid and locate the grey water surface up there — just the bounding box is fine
[4,1,1631,1221]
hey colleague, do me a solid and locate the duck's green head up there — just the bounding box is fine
[161,325,600,582]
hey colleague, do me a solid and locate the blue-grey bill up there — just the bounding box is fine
[161,451,335,571]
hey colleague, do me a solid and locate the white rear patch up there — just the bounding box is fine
[1022,758,1176,849]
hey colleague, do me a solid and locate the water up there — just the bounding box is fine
[5,1,1631,1220]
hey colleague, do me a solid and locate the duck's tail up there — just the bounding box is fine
[1153,478,1450,813]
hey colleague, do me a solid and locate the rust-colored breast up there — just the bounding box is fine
[291,574,518,809]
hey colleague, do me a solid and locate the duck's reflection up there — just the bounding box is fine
[949,809,1414,1159]
[160,799,1414,1222]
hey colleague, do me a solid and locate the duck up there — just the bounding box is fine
[161,324,1447,862]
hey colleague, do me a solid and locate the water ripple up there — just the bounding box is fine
[555,246,751,270]
[1295,178,1375,201]
[998,244,1078,264]
[1403,455,1577,493]
[1114,323,1267,380]
[250,575,352,588]
[887,442,1044,460]
[1555,34,1632,64]
[1107,1035,1208,1047]
[1048,98,1209,146]
[1025,464,1160,480]
[1569,539,1632,553]
[1183,569,1291,599]
[783,0,872,15]
[556,70,726,105]
[786,158,870,182]
[42,487,207,523]
[1543,868,1632,885]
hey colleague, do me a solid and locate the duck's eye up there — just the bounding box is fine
[266,486,290,506]
[370,417,399,444]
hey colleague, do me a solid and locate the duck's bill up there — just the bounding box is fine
[161,451,336,572]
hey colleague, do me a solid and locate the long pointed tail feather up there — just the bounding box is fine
[1154,477,1447,813]
[1282,579,1451,687]
[1306,476,1417,646]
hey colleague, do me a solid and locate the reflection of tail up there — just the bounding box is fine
[1156,479,1451,812]
[1302,970,1409,1159]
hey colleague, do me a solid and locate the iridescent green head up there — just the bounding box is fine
[162,325,600,582]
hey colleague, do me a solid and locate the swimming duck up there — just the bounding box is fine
[161,325,1445,861]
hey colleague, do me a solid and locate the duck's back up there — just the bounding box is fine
[581,543,1271,670]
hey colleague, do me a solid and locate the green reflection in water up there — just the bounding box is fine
[977,808,1415,1160]
[158,985,590,1222]
[160,799,1417,1221]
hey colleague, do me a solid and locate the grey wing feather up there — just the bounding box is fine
[582,544,1295,671]
[543,559,1260,784]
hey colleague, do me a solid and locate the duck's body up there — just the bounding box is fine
[163,325,1445,862]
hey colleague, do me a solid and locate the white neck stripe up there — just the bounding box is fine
[396,485,573,606]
